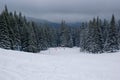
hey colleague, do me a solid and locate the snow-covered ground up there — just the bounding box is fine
[0,47,120,80]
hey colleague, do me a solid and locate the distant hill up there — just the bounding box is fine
[67,22,81,27]
[26,17,81,27]
[26,17,60,27]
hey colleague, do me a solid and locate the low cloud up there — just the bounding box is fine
[0,0,120,22]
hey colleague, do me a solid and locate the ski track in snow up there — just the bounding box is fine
[0,47,120,80]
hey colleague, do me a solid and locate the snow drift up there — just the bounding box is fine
[0,47,120,80]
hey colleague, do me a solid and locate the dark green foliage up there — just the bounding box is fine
[104,15,119,52]
[0,6,39,53]
[25,22,38,53]
[59,21,74,47]
[0,13,11,49]
[80,16,119,53]
[0,5,120,53]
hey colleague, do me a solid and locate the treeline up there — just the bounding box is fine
[80,16,120,53]
[0,6,80,53]
[0,6,120,53]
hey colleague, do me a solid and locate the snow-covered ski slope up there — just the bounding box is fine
[0,47,120,80]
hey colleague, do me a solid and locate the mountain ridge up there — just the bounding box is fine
[26,17,81,27]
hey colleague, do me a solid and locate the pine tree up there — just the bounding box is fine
[80,23,88,51]
[13,11,21,50]
[26,22,38,53]
[60,21,72,47]
[104,15,118,52]
[94,17,103,53]
[39,26,48,50]
[118,20,120,49]
[4,6,15,49]
[31,22,41,51]
[67,27,73,47]
[0,12,11,49]
[83,18,103,53]
[74,27,80,47]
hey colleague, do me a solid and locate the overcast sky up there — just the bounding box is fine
[0,0,120,22]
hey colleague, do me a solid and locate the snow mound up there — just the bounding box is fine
[0,48,120,80]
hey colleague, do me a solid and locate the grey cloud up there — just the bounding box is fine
[0,0,120,22]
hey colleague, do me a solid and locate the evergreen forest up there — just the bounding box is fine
[0,6,120,53]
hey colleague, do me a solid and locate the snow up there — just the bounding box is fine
[0,47,120,80]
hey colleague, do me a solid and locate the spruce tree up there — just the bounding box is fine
[0,12,11,49]
[26,22,38,53]
[104,15,118,52]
